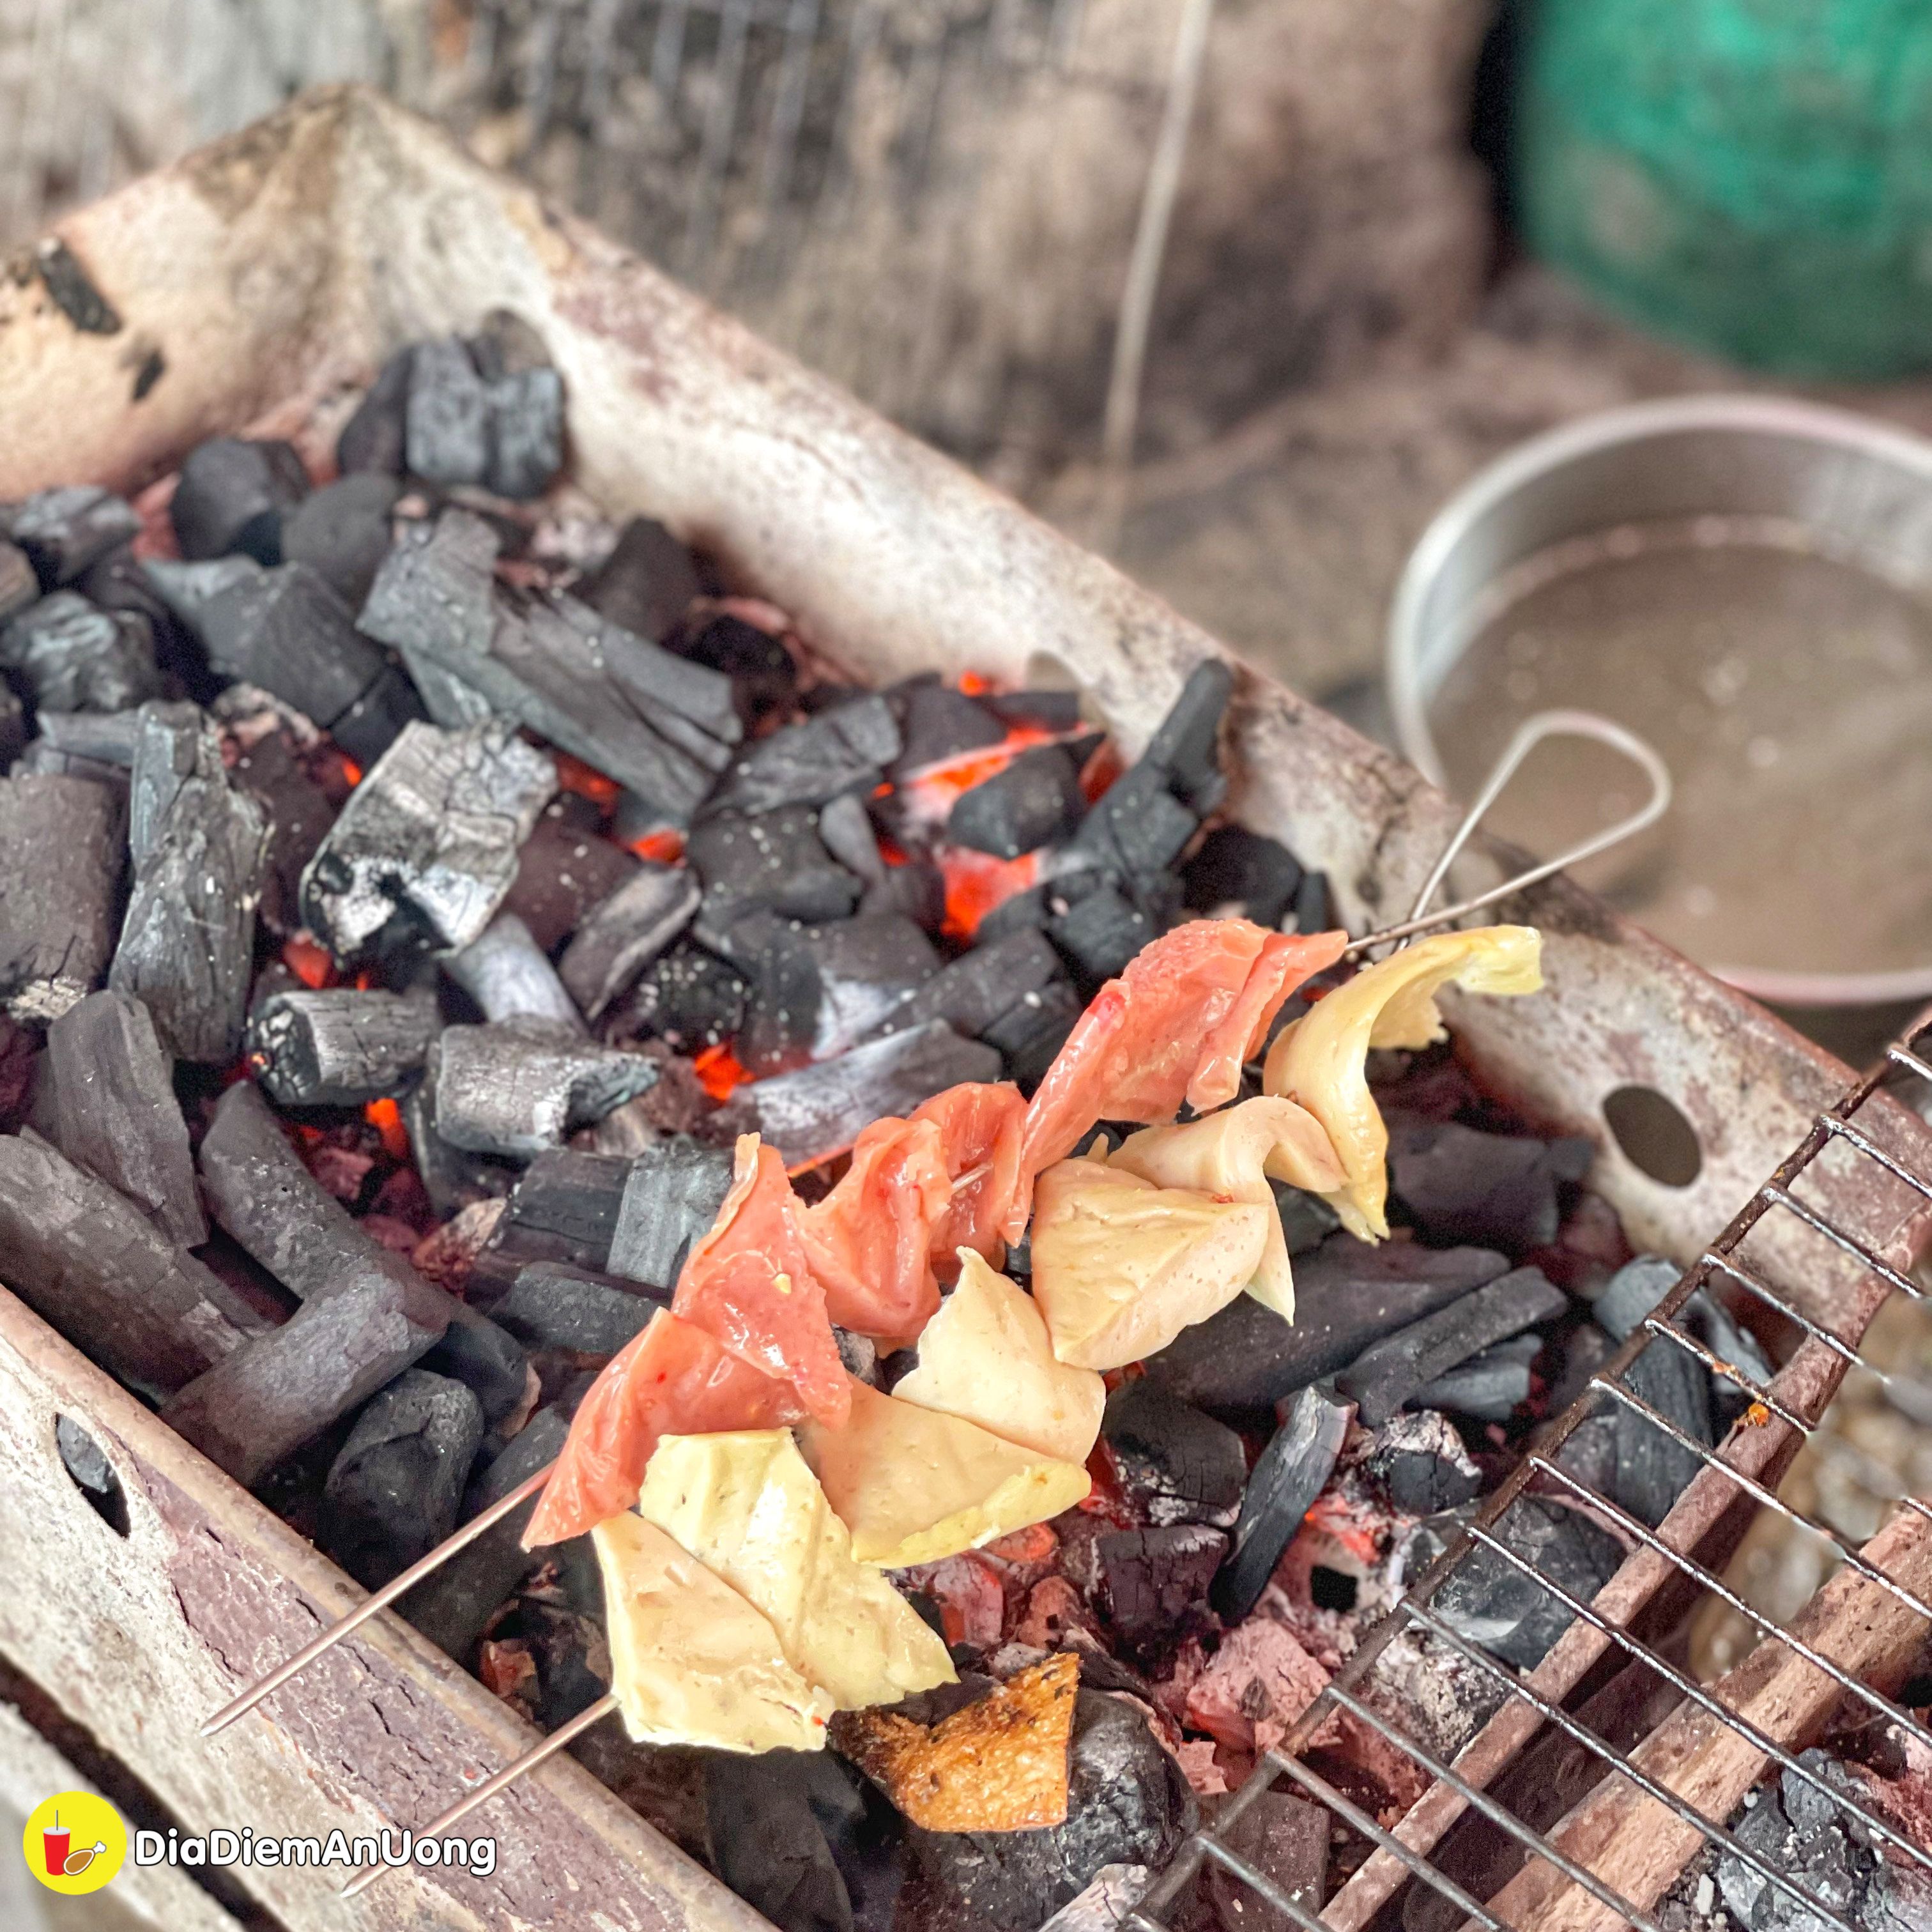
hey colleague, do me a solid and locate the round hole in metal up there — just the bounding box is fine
[1603,1085,1702,1188]
[56,1414,129,1538]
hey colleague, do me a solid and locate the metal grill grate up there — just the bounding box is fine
[1130,1023,1932,1932]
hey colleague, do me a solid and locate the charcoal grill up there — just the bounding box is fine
[1,88,1930,1932]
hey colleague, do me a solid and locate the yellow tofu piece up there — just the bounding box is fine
[1029,1156,1270,1369]
[637,1430,956,1710]
[893,1250,1106,1464]
[799,1375,1091,1567]
[592,1512,834,1752]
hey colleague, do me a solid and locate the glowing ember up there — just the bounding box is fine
[693,1042,750,1101]
[281,932,335,990]
[339,758,363,788]
[937,845,1040,942]
[1078,739,1124,802]
[364,1096,412,1161]
[628,827,686,865]
[553,751,621,809]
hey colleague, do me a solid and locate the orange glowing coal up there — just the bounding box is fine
[937,846,1039,942]
[363,1096,412,1161]
[628,827,686,865]
[693,1041,751,1101]
[553,751,621,809]
[282,933,335,990]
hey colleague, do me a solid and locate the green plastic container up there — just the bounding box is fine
[1518,0,1932,376]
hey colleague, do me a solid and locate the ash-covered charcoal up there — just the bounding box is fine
[1099,1524,1227,1655]
[870,928,1064,1046]
[708,693,901,816]
[4,485,141,587]
[483,365,565,500]
[1203,1791,1328,1930]
[1712,1752,1894,1932]
[750,1020,1002,1169]
[0,772,123,1020]
[816,791,887,884]
[1101,1381,1247,1528]
[479,1259,661,1357]
[607,1137,735,1289]
[109,703,270,1063]
[1144,1232,1511,1424]
[1387,1116,1593,1252]
[404,337,491,487]
[558,865,702,1020]
[169,437,310,564]
[0,535,39,622]
[1181,824,1303,926]
[686,808,863,923]
[161,1273,441,1486]
[1412,1332,1542,1422]
[142,553,263,634]
[47,989,206,1248]
[1,591,163,712]
[671,613,798,721]
[298,720,556,959]
[71,547,207,694]
[319,1367,486,1588]
[1213,1385,1353,1622]
[279,472,401,609]
[946,745,1085,859]
[705,1752,858,1932]
[891,680,1005,776]
[1336,1265,1565,1428]
[799,914,942,1061]
[1595,1254,1776,1429]
[502,795,640,953]
[432,1020,661,1157]
[1048,883,1159,987]
[982,979,1084,1089]
[0,1130,254,1397]
[246,988,437,1106]
[402,1071,507,1216]
[575,517,702,644]
[505,1147,637,1266]
[1062,760,1197,889]
[1359,1409,1482,1519]
[622,941,751,1053]
[443,911,585,1031]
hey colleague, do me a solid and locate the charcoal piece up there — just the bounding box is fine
[502,799,640,953]
[1428,1496,1625,1669]
[608,1137,735,1288]
[984,689,1082,733]
[860,861,947,935]
[403,1069,505,1217]
[750,1021,1002,1169]
[1272,1181,1340,1256]
[199,1080,528,1422]
[707,1752,855,1932]
[801,914,941,1060]
[1388,1116,1592,1252]
[1183,824,1302,927]
[0,1130,252,1397]
[0,683,23,768]
[162,1275,440,1486]
[223,723,335,935]
[1547,1321,1615,1416]
[1099,1524,1227,1652]
[882,928,1063,1041]
[816,792,887,884]
[0,591,162,713]
[246,988,436,1106]
[623,941,749,1052]
[1290,869,1332,936]
[48,989,205,1248]
[1143,1233,1512,1423]
[169,437,310,564]
[142,555,266,638]
[576,518,702,643]
[332,656,431,775]
[482,1260,661,1357]
[1337,1266,1565,1428]
[1205,1792,1328,1931]
[1141,658,1232,811]
[70,546,208,696]
[672,613,797,719]
[1612,1329,1713,1528]
[443,911,584,1031]
[892,682,1005,777]
[56,1413,122,1517]
[5,486,140,587]
[710,695,903,817]
[0,536,38,622]
[0,772,122,1020]
[900,1690,1195,1932]
[1360,1409,1482,1518]
[686,808,862,923]
[1593,1254,1775,1407]
[1065,760,1197,882]
[404,337,492,487]
[558,865,702,1019]
[10,737,128,789]
[507,1147,637,1263]
[1101,1381,1246,1528]
[35,707,141,766]
[946,745,1084,859]
[433,1020,661,1156]
[484,365,565,499]
[981,979,1083,1089]
[336,346,413,477]
[1412,1333,1540,1422]
[1213,1385,1352,1622]
[279,473,401,610]
[974,882,1054,945]
[298,719,556,958]
[1049,884,1156,986]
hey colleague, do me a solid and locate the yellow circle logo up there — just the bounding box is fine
[21,1791,126,1894]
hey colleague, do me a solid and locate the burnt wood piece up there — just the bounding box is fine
[1142,1232,1512,1424]
[0,772,123,1020]
[946,745,1084,859]
[1411,1333,1541,1422]
[1213,1384,1353,1623]
[1595,1252,1775,1428]
[1387,1116,1593,1252]
[484,365,565,499]
[558,865,702,1020]
[606,1136,735,1289]
[890,681,1004,778]
[620,941,749,1053]
[403,1068,506,1217]
[169,437,310,565]
[404,337,491,486]
[280,471,400,610]
[981,979,1083,1089]
[335,346,413,476]
[0,535,41,621]
[1611,1330,1714,1529]
[142,554,264,638]
[1183,823,1303,926]
[1100,1523,1228,1655]
[707,694,901,816]
[690,901,822,1077]
[1062,759,1197,885]
[502,797,640,952]
[47,989,205,1247]
[749,1021,1002,1169]
[443,911,584,1031]
[507,1147,637,1265]
[686,807,862,923]
[575,517,701,643]
[433,1020,662,1157]
[0,591,162,712]
[480,1259,662,1356]
[0,1129,254,1395]
[161,1275,441,1486]
[246,988,437,1106]
[298,719,556,958]
[4,486,141,586]
[35,708,139,766]
[1358,1409,1482,1519]
[1101,1381,1247,1528]
[319,1367,486,1588]
[199,1079,528,1422]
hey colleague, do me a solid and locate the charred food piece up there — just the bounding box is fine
[1213,1384,1353,1621]
[0,773,123,1022]
[169,437,310,564]
[443,911,584,1031]
[575,518,702,643]
[1101,1380,1246,1528]
[1,591,162,713]
[277,473,402,611]
[5,486,141,588]
[709,693,901,816]
[432,1020,662,1157]
[606,1136,735,1289]
[558,865,702,1020]
[247,988,437,1107]
[946,744,1084,859]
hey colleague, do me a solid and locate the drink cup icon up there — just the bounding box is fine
[42,1822,69,1877]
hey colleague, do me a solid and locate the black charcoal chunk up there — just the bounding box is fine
[1,591,162,712]
[974,882,1054,944]
[321,1368,485,1588]
[279,472,402,610]
[1337,1266,1565,1428]
[1273,1181,1340,1256]
[335,346,413,477]
[608,1137,735,1289]
[1594,1256,1776,1421]
[502,799,640,953]
[1065,759,1196,881]
[170,437,310,564]
[56,1414,121,1509]
[220,711,336,934]
[1612,1329,1714,1529]
[508,1147,637,1264]
[559,865,702,1019]
[1183,824,1301,927]
[860,859,947,934]
[707,1751,855,1932]
[1144,1232,1510,1423]
[142,554,264,632]
[482,1261,660,1357]
[403,1070,503,1218]
[882,928,1064,1042]
[687,807,861,923]
[484,365,565,499]
[405,337,492,486]
[1100,1523,1227,1654]
[1428,1496,1625,1669]
[981,979,1083,1089]
[985,689,1083,733]
[48,988,205,1247]
[0,772,123,1020]
[710,694,901,816]
[299,719,556,958]
[34,707,140,766]
[0,1130,252,1397]
[576,518,701,643]
[247,988,436,1106]
[433,1020,661,1156]
[1412,1333,1540,1422]
[816,792,887,884]
[1291,868,1331,936]
[802,914,941,1061]
[1213,1385,1352,1621]
[1204,1792,1328,1930]
[1141,658,1232,811]
[946,745,1084,859]
[443,911,584,1031]
[750,1021,1002,1169]
[0,535,39,622]
[1360,1409,1482,1518]
[1048,884,1156,986]
[6,486,140,587]
[1102,1380,1246,1528]
[623,941,749,1052]
[892,682,1004,776]
[162,1275,440,1487]
[672,613,797,721]
[1388,1116,1593,1252]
